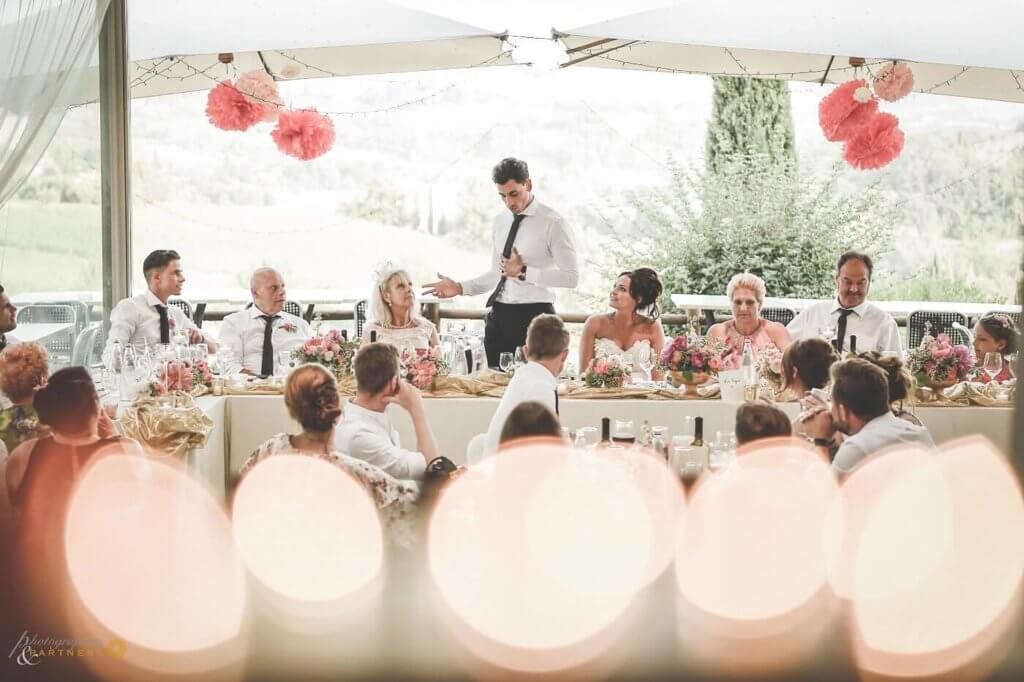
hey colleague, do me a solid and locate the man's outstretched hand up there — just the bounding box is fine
[422,273,463,299]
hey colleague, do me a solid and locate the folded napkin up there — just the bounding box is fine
[425,370,509,398]
[120,392,214,458]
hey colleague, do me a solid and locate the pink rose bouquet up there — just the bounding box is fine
[659,334,728,383]
[908,331,972,386]
[153,358,213,395]
[757,347,785,389]
[292,329,360,376]
[583,354,629,388]
[399,347,450,390]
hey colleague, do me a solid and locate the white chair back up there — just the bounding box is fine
[465,432,487,467]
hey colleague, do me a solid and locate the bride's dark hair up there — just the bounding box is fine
[619,267,663,320]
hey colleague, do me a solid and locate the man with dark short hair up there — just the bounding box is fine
[103,250,216,367]
[787,251,900,354]
[334,343,438,480]
[424,157,579,368]
[800,358,934,474]
[0,284,18,352]
[735,402,792,449]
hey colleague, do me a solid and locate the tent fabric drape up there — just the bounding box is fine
[0,0,112,209]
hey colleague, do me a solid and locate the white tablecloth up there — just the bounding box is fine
[188,395,1014,496]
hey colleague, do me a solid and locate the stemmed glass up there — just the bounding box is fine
[499,352,514,374]
[1009,354,1017,380]
[513,346,526,368]
[818,326,837,346]
[637,345,654,385]
[984,352,1003,383]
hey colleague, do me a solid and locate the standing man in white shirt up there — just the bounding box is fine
[103,250,216,367]
[218,267,311,376]
[335,343,438,480]
[424,158,579,368]
[787,251,901,354]
[483,314,568,455]
[798,358,934,474]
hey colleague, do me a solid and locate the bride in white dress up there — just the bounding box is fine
[579,268,666,380]
[362,265,439,353]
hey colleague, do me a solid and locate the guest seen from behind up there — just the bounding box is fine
[734,402,793,450]
[787,251,900,354]
[499,401,562,449]
[799,358,934,475]
[218,267,311,376]
[859,351,922,426]
[579,267,665,380]
[972,313,1017,383]
[103,249,217,367]
[335,343,438,480]
[484,314,569,456]
[0,343,50,454]
[707,272,792,366]
[241,363,418,540]
[363,265,439,352]
[424,158,578,368]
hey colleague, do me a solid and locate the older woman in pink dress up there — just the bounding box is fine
[708,273,792,368]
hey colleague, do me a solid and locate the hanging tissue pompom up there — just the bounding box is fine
[843,112,904,170]
[872,62,915,102]
[271,109,336,160]
[819,79,879,142]
[206,81,268,131]
[235,70,285,122]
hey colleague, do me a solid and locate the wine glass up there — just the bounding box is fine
[513,346,526,368]
[983,352,1003,383]
[277,350,294,377]
[577,426,599,448]
[677,415,695,446]
[818,326,837,345]
[1008,354,1017,380]
[637,345,654,385]
[499,352,514,374]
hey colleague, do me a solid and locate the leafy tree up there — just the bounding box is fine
[706,77,796,174]
[338,179,417,227]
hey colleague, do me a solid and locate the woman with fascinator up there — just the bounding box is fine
[363,263,439,352]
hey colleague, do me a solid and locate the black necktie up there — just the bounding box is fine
[835,308,854,353]
[156,305,170,344]
[260,315,278,377]
[554,388,560,417]
[485,213,526,308]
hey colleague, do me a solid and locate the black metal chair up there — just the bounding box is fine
[283,300,303,318]
[192,302,207,327]
[355,299,367,338]
[907,311,969,349]
[761,307,796,326]
[15,304,77,365]
[302,304,315,323]
[168,298,193,322]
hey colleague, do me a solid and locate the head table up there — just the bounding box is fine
[183,393,1013,500]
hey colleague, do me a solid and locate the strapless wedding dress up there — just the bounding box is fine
[593,337,653,373]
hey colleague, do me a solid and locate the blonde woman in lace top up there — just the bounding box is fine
[240,364,418,545]
[363,265,439,352]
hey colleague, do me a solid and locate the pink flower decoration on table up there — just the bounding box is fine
[843,112,904,170]
[931,345,952,360]
[271,108,336,161]
[235,70,285,122]
[872,62,915,102]
[691,352,705,370]
[819,79,879,142]
[206,80,268,131]
[709,356,722,372]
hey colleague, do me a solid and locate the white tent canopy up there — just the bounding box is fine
[556,0,1024,103]
[72,0,510,103]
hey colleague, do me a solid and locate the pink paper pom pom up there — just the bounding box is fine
[819,79,879,142]
[236,70,285,122]
[843,112,905,170]
[206,81,268,131]
[873,62,915,102]
[271,108,336,161]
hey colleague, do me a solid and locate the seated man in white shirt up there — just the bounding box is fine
[103,250,216,367]
[335,343,438,480]
[218,268,311,376]
[799,358,935,475]
[484,313,569,455]
[787,251,901,354]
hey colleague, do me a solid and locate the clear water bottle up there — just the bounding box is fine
[740,338,757,400]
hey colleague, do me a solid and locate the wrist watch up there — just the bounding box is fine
[517,265,527,281]
[811,437,833,447]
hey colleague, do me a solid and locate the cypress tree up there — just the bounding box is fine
[705,76,797,174]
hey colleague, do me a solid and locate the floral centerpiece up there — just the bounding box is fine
[292,329,360,378]
[399,347,450,390]
[907,332,972,390]
[757,346,786,397]
[150,358,214,396]
[660,334,727,391]
[583,354,630,389]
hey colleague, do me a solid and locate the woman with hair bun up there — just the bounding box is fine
[859,351,923,426]
[579,267,666,379]
[0,342,51,453]
[240,363,417,541]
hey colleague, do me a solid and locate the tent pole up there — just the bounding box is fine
[99,0,132,330]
